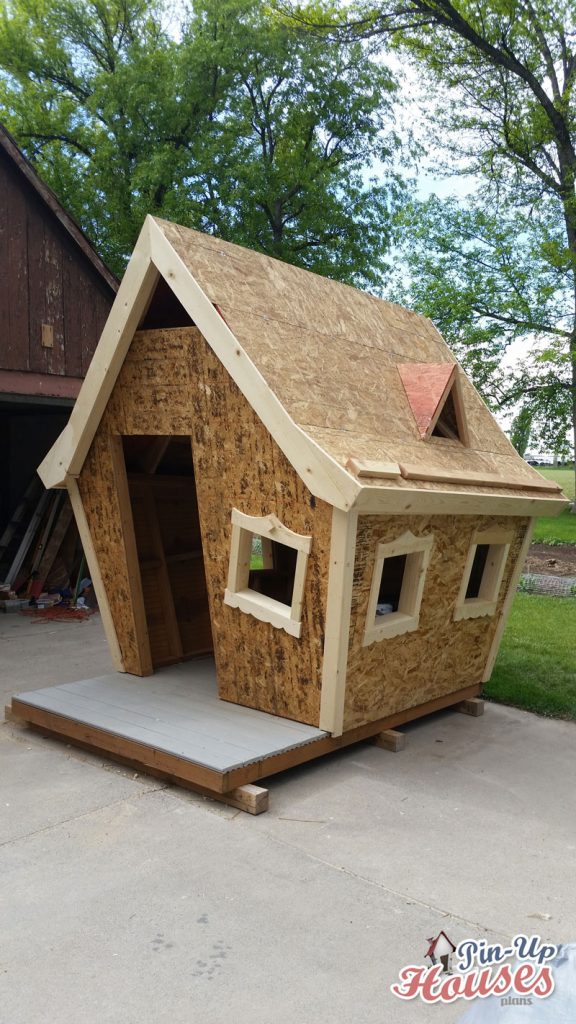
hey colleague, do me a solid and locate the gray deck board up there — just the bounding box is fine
[14,659,327,773]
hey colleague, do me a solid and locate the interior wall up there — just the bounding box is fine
[76,326,332,725]
[125,445,212,668]
[343,513,529,731]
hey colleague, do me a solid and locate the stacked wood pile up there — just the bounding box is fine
[0,480,90,612]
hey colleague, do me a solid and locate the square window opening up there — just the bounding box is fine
[454,531,512,622]
[248,535,297,607]
[376,554,407,617]
[363,532,434,646]
[465,544,490,599]
[224,510,312,638]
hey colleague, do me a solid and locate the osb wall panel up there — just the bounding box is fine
[188,331,332,727]
[78,326,332,723]
[343,513,529,731]
[77,327,197,674]
[78,426,144,673]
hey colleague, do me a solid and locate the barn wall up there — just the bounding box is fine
[0,153,114,380]
[77,326,332,725]
[342,513,529,731]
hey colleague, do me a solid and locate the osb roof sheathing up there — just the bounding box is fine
[157,220,552,492]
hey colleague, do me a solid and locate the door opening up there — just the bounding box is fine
[122,435,213,668]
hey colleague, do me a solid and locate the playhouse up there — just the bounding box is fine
[9,216,567,812]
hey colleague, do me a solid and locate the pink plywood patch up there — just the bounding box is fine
[398,363,456,437]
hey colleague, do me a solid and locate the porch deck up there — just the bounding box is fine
[9,658,329,784]
[8,658,481,814]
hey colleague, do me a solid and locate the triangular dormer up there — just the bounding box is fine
[398,362,469,445]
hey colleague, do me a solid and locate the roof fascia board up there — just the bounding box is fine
[352,486,569,517]
[147,218,359,511]
[38,218,160,488]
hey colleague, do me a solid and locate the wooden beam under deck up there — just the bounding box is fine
[7,682,481,810]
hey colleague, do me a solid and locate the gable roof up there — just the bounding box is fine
[38,215,567,516]
[0,123,117,293]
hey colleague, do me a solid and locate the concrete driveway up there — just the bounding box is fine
[1,613,575,1023]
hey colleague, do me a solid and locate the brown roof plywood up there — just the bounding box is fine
[156,219,547,490]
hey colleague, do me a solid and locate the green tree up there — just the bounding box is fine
[0,0,403,285]
[510,406,533,458]
[298,0,576,491]
[392,195,574,461]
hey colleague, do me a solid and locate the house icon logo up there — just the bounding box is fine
[426,931,456,973]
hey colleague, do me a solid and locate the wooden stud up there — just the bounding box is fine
[319,507,358,735]
[372,729,406,752]
[35,500,74,582]
[3,489,51,586]
[141,486,183,660]
[455,698,485,717]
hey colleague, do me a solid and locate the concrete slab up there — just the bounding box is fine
[0,611,112,705]
[1,784,471,1024]
[2,611,576,1022]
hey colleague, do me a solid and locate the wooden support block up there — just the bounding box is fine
[220,784,269,815]
[372,729,406,752]
[4,704,26,725]
[455,698,485,717]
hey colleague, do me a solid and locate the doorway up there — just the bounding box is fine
[122,435,213,668]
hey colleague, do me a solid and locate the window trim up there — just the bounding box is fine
[224,508,311,638]
[363,530,433,646]
[454,528,513,621]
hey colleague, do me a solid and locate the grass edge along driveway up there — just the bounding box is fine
[486,593,576,720]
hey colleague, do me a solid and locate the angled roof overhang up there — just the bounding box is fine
[38,216,569,518]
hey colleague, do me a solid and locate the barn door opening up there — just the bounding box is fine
[122,435,213,669]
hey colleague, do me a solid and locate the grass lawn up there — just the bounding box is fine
[485,593,576,719]
[533,466,576,545]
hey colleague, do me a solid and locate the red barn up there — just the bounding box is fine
[0,124,117,566]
